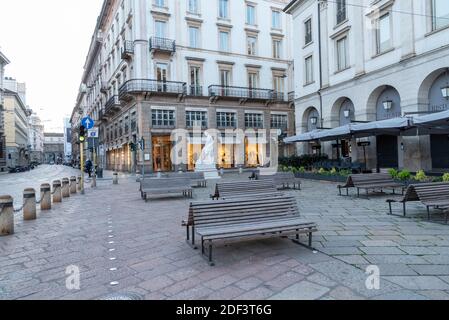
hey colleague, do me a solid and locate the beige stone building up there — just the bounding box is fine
[72,0,296,173]
[0,50,10,171]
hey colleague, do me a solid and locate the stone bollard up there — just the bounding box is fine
[91,174,97,188]
[53,180,62,203]
[62,178,70,198]
[113,173,118,185]
[0,196,14,236]
[23,188,37,221]
[40,184,52,211]
[77,176,82,192]
[70,177,77,194]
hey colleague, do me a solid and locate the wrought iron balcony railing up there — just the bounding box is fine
[208,85,285,102]
[189,85,203,96]
[104,95,121,114]
[121,40,134,59]
[119,79,187,98]
[288,91,295,102]
[149,37,176,53]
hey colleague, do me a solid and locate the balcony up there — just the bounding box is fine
[189,85,203,97]
[100,82,108,94]
[208,85,285,103]
[104,95,121,115]
[121,40,134,60]
[119,79,187,101]
[149,37,176,54]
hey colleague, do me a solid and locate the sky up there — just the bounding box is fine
[0,0,103,132]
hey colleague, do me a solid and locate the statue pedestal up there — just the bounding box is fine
[195,164,221,180]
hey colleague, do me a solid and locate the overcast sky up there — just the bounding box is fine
[0,0,103,132]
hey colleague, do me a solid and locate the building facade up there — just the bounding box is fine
[28,113,45,163]
[0,51,10,171]
[73,0,295,173]
[43,133,65,164]
[63,117,72,163]
[285,0,449,171]
[2,78,30,169]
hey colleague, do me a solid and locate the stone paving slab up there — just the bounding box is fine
[2,174,449,300]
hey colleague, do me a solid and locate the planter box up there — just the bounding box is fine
[295,172,348,183]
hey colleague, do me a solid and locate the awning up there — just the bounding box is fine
[413,110,449,127]
[313,124,353,142]
[284,130,323,143]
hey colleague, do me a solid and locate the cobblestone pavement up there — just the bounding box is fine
[1,173,449,300]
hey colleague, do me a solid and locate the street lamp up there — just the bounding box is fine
[442,86,449,99]
[383,100,393,111]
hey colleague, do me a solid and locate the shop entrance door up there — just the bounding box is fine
[152,136,172,172]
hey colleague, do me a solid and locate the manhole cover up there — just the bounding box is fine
[100,292,143,300]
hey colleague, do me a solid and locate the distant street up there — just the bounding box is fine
[0,165,81,207]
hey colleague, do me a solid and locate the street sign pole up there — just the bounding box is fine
[80,142,85,195]
[92,139,97,188]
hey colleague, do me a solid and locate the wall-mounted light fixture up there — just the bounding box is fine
[442,69,449,99]
[344,110,350,118]
[383,100,393,111]
[310,116,318,125]
[401,142,405,151]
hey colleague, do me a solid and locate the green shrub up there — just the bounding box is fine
[433,176,443,183]
[329,168,338,175]
[388,168,399,180]
[442,173,449,182]
[397,170,411,181]
[339,169,352,177]
[279,154,329,169]
[318,168,327,175]
[298,167,306,174]
[414,170,428,182]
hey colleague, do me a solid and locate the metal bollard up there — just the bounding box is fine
[113,173,118,185]
[62,178,70,198]
[70,177,77,194]
[40,184,51,211]
[53,180,62,203]
[23,188,37,221]
[0,196,14,236]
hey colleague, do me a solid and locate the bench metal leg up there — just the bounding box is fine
[186,226,198,250]
[388,202,392,215]
[427,206,431,221]
[357,188,360,198]
[338,186,342,196]
[403,202,407,217]
[208,241,214,266]
[308,232,313,248]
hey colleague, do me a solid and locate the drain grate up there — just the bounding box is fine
[100,292,143,300]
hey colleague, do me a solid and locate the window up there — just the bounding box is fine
[376,13,391,54]
[219,69,231,87]
[336,0,347,24]
[305,19,312,45]
[272,10,281,29]
[272,39,282,59]
[189,26,199,48]
[219,0,229,19]
[248,72,259,89]
[273,76,285,94]
[217,112,236,128]
[186,111,207,128]
[271,114,288,130]
[245,113,264,129]
[188,0,199,14]
[305,56,314,84]
[154,0,165,8]
[219,31,230,52]
[246,5,256,25]
[124,116,129,134]
[131,111,137,132]
[189,66,202,95]
[156,63,168,82]
[155,20,167,38]
[336,36,348,71]
[432,0,449,30]
[247,36,257,55]
[152,109,175,127]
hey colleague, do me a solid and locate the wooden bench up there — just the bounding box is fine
[257,172,301,190]
[140,178,193,201]
[338,173,405,197]
[211,180,281,200]
[387,182,449,221]
[165,172,207,188]
[182,196,318,265]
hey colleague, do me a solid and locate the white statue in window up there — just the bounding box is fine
[196,131,216,166]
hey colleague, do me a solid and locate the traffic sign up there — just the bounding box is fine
[88,128,99,138]
[82,117,95,130]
